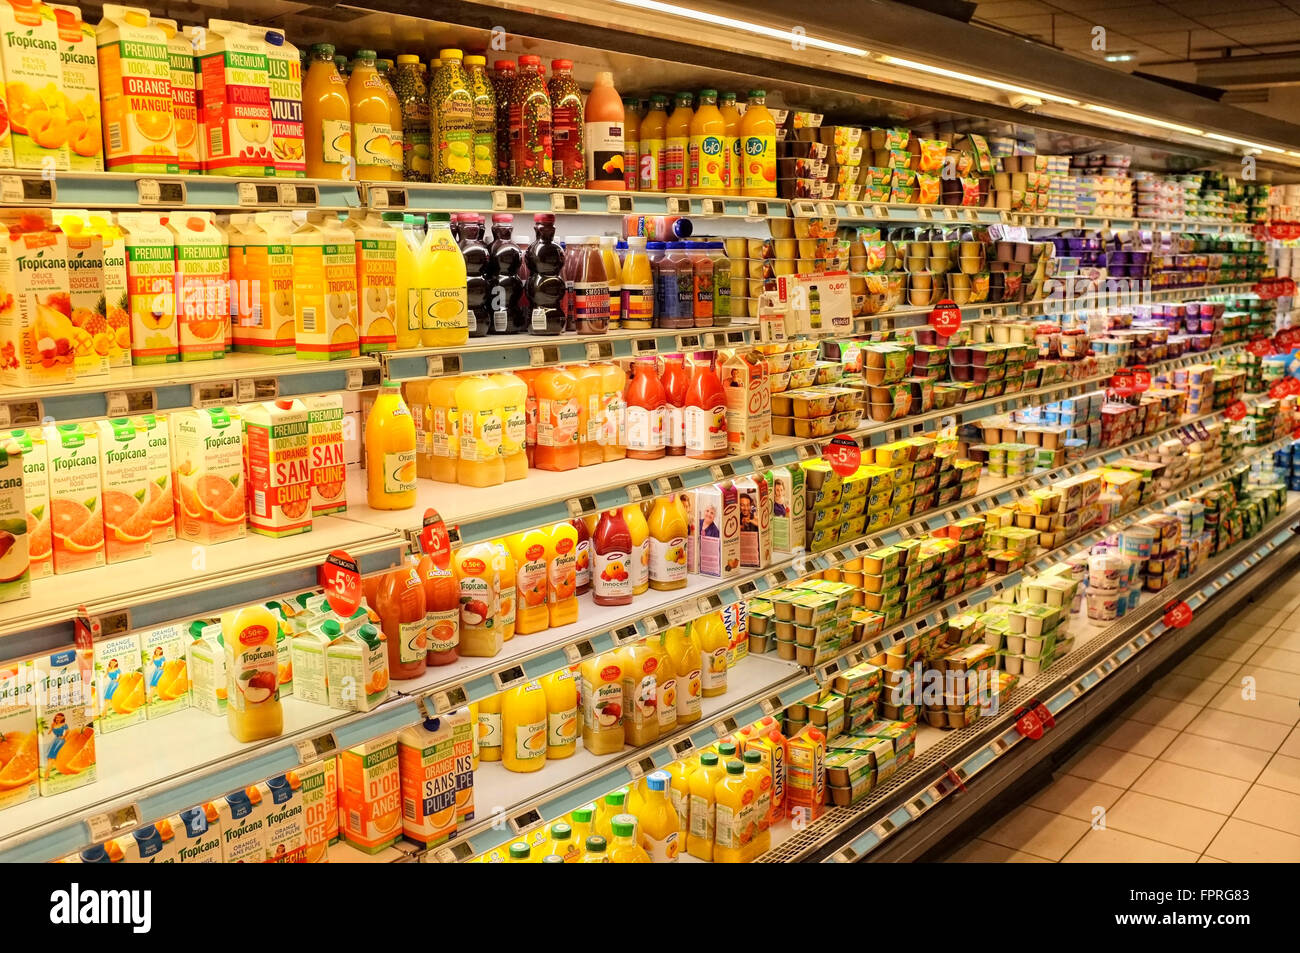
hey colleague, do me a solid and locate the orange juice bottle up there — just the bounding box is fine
[649,634,677,737]
[404,378,430,476]
[597,362,626,461]
[477,691,502,762]
[454,542,503,656]
[491,372,527,482]
[348,50,395,181]
[221,604,284,742]
[619,639,661,747]
[506,529,550,635]
[719,92,742,195]
[663,92,692,193]
[648,495,688,591]
[365,382,416,509]
[425,376,460,483]
[375,58,404,177]
[686,751,723,860]
[573,364,605,467]
[638,94,668,191]
[303,43,351,179]
[545,520,579,627]
[608,814,651,863]
[594,789,628,840]
[540,667,578,759]
[664,624,701,724]
[712,759,752,863]
[534,367,580,471]
[740,89,776,198]
[743,749,772,855]
[622,503,650,596]
[491,540,516,641]
[691,610,729,697]
[637,771,680,862]
[689,90,725,194]
[501,679,547,773]
[579,652,624,756]
[455,375,504,487]
[375,562,426,680]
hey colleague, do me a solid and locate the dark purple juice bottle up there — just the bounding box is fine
[488,213,525,334]
[525,212,567,335]
[458,213,491,338]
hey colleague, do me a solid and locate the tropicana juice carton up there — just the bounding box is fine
[242,398,311,537]
[169,406,246,545]
[34,646,95,796]
[398,715,457,850]
[139,620,188,718]
[168,211,230,361]
[305,393,346,517]
[50,4,103,171]
[95,416,153,563]
[116,211,178,365]
[0,76,12,167]
[0,439,30,601]
[0,0,71,171]
[296,755,337,862]
[263,27,303,177]
[154,18,197,172]
[292,211,359,361]
[7,428,49,580]
[95,5,176,174]
[218,785,270,862]
[338,733,401,853]
[176,802,223,862]
[58,212,117,378]
[345,210,398,355]
[131,412,174,543]
[91,629,144,732]
[64,210,131,367]
[0,209,75,388]
[261,773,306,862]
[115,819,183,863]
[193,20,273,176]
[0,659,39,810]
[43,421,104,574]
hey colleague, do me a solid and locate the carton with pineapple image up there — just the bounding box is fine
[0,209,76,388]
[0,659,39,811]
[49,4,103,171]
[243,398,311,537]
[0,438,30,601]
[155,19,198,173]
[95,5,177,174]
[140,621,188,718]
[133,413,174,543]
[168,211,230,362]
[91,630,145,732]
[0,0,71,171]
[292,211,359,360]
[44,421,105,575]
[230,212,295,354]
[58,210,131,371]
[117,212,178,365]
[35,646,96,796]
[7,428,48,580]
[194,20,273,177]
[169,407,246,545]
[345,210,398,354]
[95,417,154,564]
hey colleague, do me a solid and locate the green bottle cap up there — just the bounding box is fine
[584,835,607,853]
[610,813,637,837]
[508,841,530,860]
[726,760,745,775]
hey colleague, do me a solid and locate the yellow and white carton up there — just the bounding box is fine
[0,209,75,388]
[34,646,95,796]
[263,28,304,177]
[262,773,306,862]
[96,416,154,564]
[305,393,346,516]
[0,439,30,602]
[58,212,116,379]
[288,616,335,706]
[95,4,176,174]
[132,412,174,543]
[6,428,48,580]
[50,4,102,171]
[44,422,105,575]
[218,785,270,862]
[139,620,188,718]
[325,620,388,712]
[155,18,198,173]
[91,630,144,732]
[398,715,458,849]
[168,211,230,361]
[185,619,225,716]
[0,0,71,170]
[230,212,295,353]
[169,406,246,545]
[296,756,336,862]
[0,659,39,810]
[117,212,178,365]
[176,802,223,862]
[291,211,359,361]
[193,20,273,177]
[345,210,398,354]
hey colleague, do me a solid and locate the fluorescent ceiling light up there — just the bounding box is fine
[1079,104,1203,137]
[606,0,869,56]
[1104,52,1135,62]
[876,55,1079,105]
[1205,132,1286,154]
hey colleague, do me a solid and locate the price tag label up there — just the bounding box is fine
[237,181,259,206]
[493,190,524,211]
[105,388,156,417]
[85,803,142,843]
[0,173,53,203]
[136,178,161,204]
[632,337,658,356]
[585,340,614,361]
[550,192,580,212]
[701,198,725,216]
[845,203,866,218]
[295,731,340,764]
[929,299,962,337]
[319,550,362,616]
[426,354,462,377]
[191,379,236,408]
[791,201,816,218]
[530,345,559,367]
[823,434,861,476]
[606,194,633,214]
[1162,600,1193,628]
[666,196,690,215]
[746,200,769,218]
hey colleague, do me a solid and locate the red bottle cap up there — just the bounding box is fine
[551,58,573,71]
[494,60,516,71]
[492,213,514,224]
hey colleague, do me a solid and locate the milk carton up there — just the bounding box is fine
[131,413,174,543]
[6,428,49,579]
[693,481,740,577]
[34,646,95,796]
[345,211,398,354]
[96,417,153,563]
[0,440,30,601]
[262,774,306,862]
[0,209,75,388]
[766,464,805,555]
[139,621,188,718]
[721,349,771,453]
[43,422,105,574]
[168,211,230,361]
[91,630,144,732]
[186,619,225,716]
[292,212,359,360]
[169,407,246,545]
[0,0,71,170]
[95,4,176,173]
[242,398,312,537]
[117,212,178,365]
[193,20,272,176]
[0,659,39,810]
[50,4,102,171]
[398,715,458,849]
[338,734,401,853]
[218,785,270,863]
[296,756,336,861]
[154,19,198,173]
[263,28,303,177]
[305,393,346,517]
[176,803,223,862]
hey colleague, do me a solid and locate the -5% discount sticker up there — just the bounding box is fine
[319,550,362,616]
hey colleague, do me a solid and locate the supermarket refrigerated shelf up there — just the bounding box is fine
[0,169,362,211]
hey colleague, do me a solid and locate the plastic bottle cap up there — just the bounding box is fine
[743,750,762,764]
[594,70,614,85]
[584,835,606,852]
[321,619,341,636]
[604,789,626,806]
[440,48,464,60]
[396,54,420,64]
[646,241,666,250]
[699,88,717,98]
[355,49,377,60]
[571,805,595,823]
[311,43,335,56]
[519,54,541,67]
[466,55,486,66]
[726,760,745,775]
[717,741,737,756]
[428,212,451,223]
[552,58,573,70]
[749,89,766,98]
[541,854,565,863]
[265,31,283,46]
[495,60,517,70]
[381,211,404,222]
[550,822,572,840]
[533,212,555,224]
[699,751,719,766]
[611,813,636,837]
[508,842,530,859]
[647,770,670,791]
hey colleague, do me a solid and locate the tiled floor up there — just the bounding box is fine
[947,583,1300,863]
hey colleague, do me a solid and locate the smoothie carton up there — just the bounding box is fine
[721,348,771,453]
[296,755,336,861]
[154,18,197,172]
[139,621,188,718]
[7,428,49,579]
[194,20,273,177]
[263,28,303,177]
[446,706,475,824]
[735,474,772,570]
[95,4,176,174]
[291,211,359,361]
[693,480,739,577]
[218,785,270,863]
[337,733,401,853]
[230,212,295,353]
[0,439,30,601]
[167,211,230,361]
[0,659,39,811]
[91,630,144,732]
[0,0,71,170]
[344,211,398,354]
[0,209,75,388]
[242,398,311,537]
[397,715,457,849]
[176,802,223,862]
[131,413,174,543]
[95,416,153,563]
[186,619,225,716]
[169,406,246,545]
[57,212,115,379]
[50,4,102,171]
[325,622,388,712]
[305,393,346,516]
[261,773,306,862]
[43,422,104,574]
[117,212,178,365]
[34,646,95,796]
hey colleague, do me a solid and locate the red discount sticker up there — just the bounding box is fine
[1224,400,1248,421]
[1270,377,1300,400]
[1248,336,1276,358]
[1163,600,1193,629]
[1110,369,1136,396]
[1277,328,1298,352]
[1014,707,1044,740]
[1032,701,1056,731]
[1132,364,1151,393]
[419,508,453,571]
[929,298,962,337]
[823,434,862,476]
[320,550,362,617]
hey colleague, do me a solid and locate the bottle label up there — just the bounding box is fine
[689,133,725,191]
[498,584,516,627]
[515,718,546,761]
[647,830,679,863]
[679,667,702,719]
[458,572,494,630]
[549,545,576,603]
[650,535,687,583]
[584,120,625,184]
[432,406,458,459]
[493,309,508,332]
[715,802,739,849]
[723,135,738,190]
[623,136,638,191]
[551,101,582,182]
[538,397,579,447]
[502,404,525,456]
[715,274,732,317]
[656,674,677,730]
[547,707,577,747]
[665,404,685,449]
[676,274,694,316]
[581,674,622,731]
[398,618,426,664]
[406,289,422,335]
[435,88,474,179]
[694,271,714,319]
[320,119,351,166]
[478,710,502,752]
[754,776,773,831]
[685,403,727,453]
[426,607,458,653]
[670,786,688,829]
[701,647,727,691]
[623,669,657,728]
[411,403,428,454]
[383,450,416,494]
[602,391,624,448]
[586,392,603,445]
[664,135,688,189]
[573,280,609,330]
[421,287,468,331]
[518,553,547,609]
[461,408,502,462]
[622,285,654,327]
[354,121,393,171]
[631,538,649,588]
[743,135,776,193]
[531,307,550,332]
[688,793,713,841]
[640,138,663,191]
[592,548,632,599]
[624,405,662,452]
[573,538,591,590]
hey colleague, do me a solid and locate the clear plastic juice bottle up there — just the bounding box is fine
[579,653,624,755]
[661,352,688,455]
[686,751,723,860]
[663,92,693,193]
[426,376,461,483]
[464,54,496,185]
[624,357,665,460]
[622,503,650,596]
[222,604,284,742]
[621,236,655,330]
[404,377,431,475]
[542,822,577,861]
[690,243,715,328]
[365,381,417,509]
[599,237,623,330]
[510,56,552,186]
[619,640,661,747]
[508,842,531,863]
[684,351,727,460]
[649,634,677,736]
[376,563,427,679]
[385,212,421,348]
[477,691,502,762]
[689,89,726,195]
[491,372,528,481]
[592,509,634,607]
[545,521,580,626]
[594,789,628,840]
[740,89,777,198]
[639,94,669,191]
[416,550,459,666]
[548,59,584,188]
[455,542,504,657]
[719,92,742,196]
[348,50,395,181]
[743,748,773,856]
[491,60,516,185]
[303,43,352,179]
[540,667,578,759]
[455,375,505,487]
[608,814,651,863]
[664,756,693,831]
[713,759,752,863]
[664,624,702,724]
[573,363,606,467]
[580,835,609,862]
[597,361,627,462]
[648,496,688,591]
[414,213,469,347]
[392,55,430,182]
[429,49,474,183]
[534,366,580,471]
[622,97,640,191]
[570,517,592,596]
[506,528,550,635]
[569,804,595,850]
[501,679,547,773]
[376,58,405,178]
[691,610,729,697]
[584,70,625,191]
[637,771,680,862]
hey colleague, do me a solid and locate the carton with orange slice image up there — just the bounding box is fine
[338,733,401,853]
[35,646,96,796]
[195,20,273,177]
[398,715,457,849]
[130,412,174,543]
[49,4,102,171]
[139,621,188,718]
[296,755,336,861]
[6,428,48,580]
[95,416,153,564]
[243,397,312,537]
[43,422,105,575]
[0,209,76,388]
[261,773,306,862]
[445,706,475,823]
[168,211,230,361]
[0,438,30,602]
[218,785,270,862]
[325,621,388,712]
[0,0,71,171]
[169,407,246,545]
[91,630,145,732]
[95,4,176,174]
[117,211,178,365]
[291,211,359,361]
[0,659,39,811]
[344,210,398,354]
[154,18,197,173]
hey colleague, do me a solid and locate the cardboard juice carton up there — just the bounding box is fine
[262,774,306,862]
[296,756,336,861]
[131,413,174,543]
[344,211,398,354]
[0,440,30,602]
[693,481,740,577]
[139,621,188,718]
[186,619,225,716]
[58,212,117,379]
[95,417,153,564]
[785,725,827,822]
[91,630,144,732]
[50,4,102,171]
[289,616,334,706]
[0,659,39,810]
[116,212,178,365]
[767,464,805,555]
[735,474,771,570]
[721,348,771,453]
[176,802,223,862]
[218,785,270,862]
[116,819,184,863]
[0,74,12,166]
[263,28,303,177]
[722,600,748,667]
[242,398,311,537]
[95,4,176,173]
[0,0,71,170]
[338,733,401,854]
[398,715,457,850]
[194,20,273,176]
[75,211,131,367]
[34,646,95,796]
[43,422,105,574]
[7,430,48,584]
[245,212,295,353]
[291,211,359,361]
[446,706,475,824]
[305,393,346,516]
[169,407,246,545]
[325,622,388,712]
[168,211,230,361]
[154,18,197,172]
[0,209,75,388]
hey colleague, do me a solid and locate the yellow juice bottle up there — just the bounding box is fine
[500,679,547,773]
[686,751,722,859]
[545,520,579,627]
[648,495,688,591]
[740,89,776,198]
[622,503,650,596]
[542,822,578,861]
[403,378,431,478]
[691,610,729,697]
[580,835,609,862]
[507,841,532,863]
[376,58,403,178]
[689,89,725,194]
[637,770,680,862]
[595,361,627,461]
[568,804,594,851]
[385,212,420,349]
[491,372,528,482]
[663,92,692,192]
[650,633,677,737]
[718,91,742,195]
[221,604,284,742]
[454,541,503,656]
[476,691,502,762]
[540,667,577,759]
[506,528,550,635]
[664,756,693,831]
[455,375,504,487]
[594,788,627,841]
[492,540,516,640]
[608,814,651,863]
[573,364,605,467]
[712,758,752,863]
[414,212,468,347]
[302,42,351,179]
[619,639,660,748]
[579,652,625,756]
[638,94,667,191]
[365,380,416,509]
[347,49,394,181]
[426,375,460,483]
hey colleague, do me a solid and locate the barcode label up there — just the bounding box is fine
[349,810,361,831]
[107,122,123,154]
[254,490,266,514]
[403,798,416,821]
[208,127,223,159]
[301,307,317,332]
[250,303,263,328]
[532,308,548,332]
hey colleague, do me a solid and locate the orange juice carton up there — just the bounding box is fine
[344,210,398,355]
[59,211,124,376]
[139,620,188,718]
[446,706,475,824]
[128,412,174,543]
[0,659,39,810]
[693,480,740,577]
[721,349,771,453]
[338,733,401,853]
[6,428,48,580]
[175,802,223,862]
[305,393,346,516]
[95,5,176,174]
[785,725,827,821]
[242,397,311,537]
[167,211,229,361]
[291,211,359,361]
[34,646,95,796]
[0,0,71,171]
[261,773,306,862]
[218,785,270,862]
[116,212,178,365]
[194,19,273,176]
[153,18,197,172]
[262,28,303,177]
[0,78,12,167]
[325,621,388,712]
[735,474,772,571]
[0,439,31,601]
[185,618,224,716]
[398,715,458,850]
[721,599,749,666]
[50,4,102,171]
[169,406,246,545]
[91,630,144,732]
[95,416,154,564]
[115,817,186,863]
[0,209,75,388]
[296,755,337,861]
[43,422,105,574]
[229,212,294,353]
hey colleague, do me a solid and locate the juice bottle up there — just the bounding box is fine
[541,822,577,862]
[661,352,688,456]
[573,364,605,467]
[581,835,608,862]
[540,667,578,759]
[534,366,580,470]
[426,376,460,483]
[710,243,732,326]
[608,814,651,863]
[414,212,469,346]
[690,243,715,328]
[455,375,504,487]
[561,234,580,332]
[692,610,729,697]
[569,804,595,851]
[621,237,654,330]
[648,495,688,590]
[510,55,552,186]
[713,759,753,863]
[664,92,693,193]
[578,652,624,755]
[365,381,417,509]
[377,57,405,178]
[392,55,430,181]
[416,550,459,666]
[623,503,650,596]
[639,94,668,191]
[648,634,677,736]
[464,54,496,184]
[684,351,727,460]
[619,639,660,747]
[621,97,640,191]
[664,757,693,831]
[459,213,491,337]
[376,563,427,680]
[591,509,633,607]
[455,542,503,656]
[545,521,579,626]
[740,89,777,198]
[525,213,566,335]
[501,679,547,773]
[689,90,726,194]
[656,243,694,329]
[686,751,723,860]
[303,43,351,178]
[492,541,516,641]
[624,357,664,460]
[491,60,515,185]
[488,214,525,334]
[584,70,625,190]
[599,238,623,331]
[719,92,742,195]
[548,59,583,188]
[506,529,549,635]
[428,50,473,183]
[404,377,430,477]
[222,604,284,742]
[576,238,611,334]
[596,361,627,461]
[664,624,702,724]
[594,789,627,840]
[347,50,394,180]
[637,771,680,862]
[743,748,773,854]
[477,691,502,762]
[570,516,591,596]
[385,213,421,348]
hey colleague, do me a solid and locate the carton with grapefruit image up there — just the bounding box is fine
[325,620,388,712]
[176,802,224,862]
[345,210,398,354]
[95,416,154,563]
[35,646,95,796]
[155,18,198,173]
[95,4,176,174]
[305,393,346,516]
[168,211,230,361]
[230,212,295,354]
[338,733,401,853]
[43,421,105,574]
[0,659,39,811]
[296,755,336,860]
[58,211,121,378]
[6,428,49,580]
[0,209,76,388]
[291,211,359,361]
[194,20,273,177]
[169,406,246,545]
[217,784,270,862]
[117,212,178,365]
[0,438,30,602]
[186,618,225,716]
[131,412,174,543]
[0,0,71,171]
[139,621,188,718]
[261,773,306,862]
[49,4,102,172]
[91,630,144,732]
[398,715,457,849]
[243,397,311,537]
